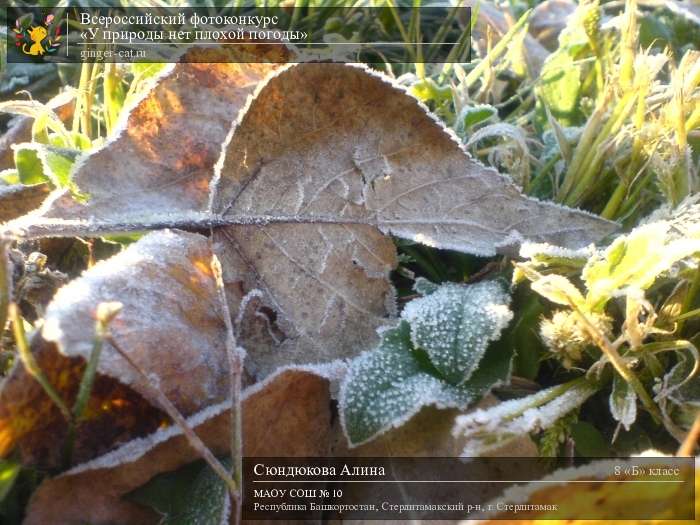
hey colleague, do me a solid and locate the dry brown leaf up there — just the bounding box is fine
[8,49,282,236]
[0,338,167,467]
[0,228,337,466]
[23,369,331,525]
[41,230,235,414]
[5,62,615,253]
[530,0,577,50]
[0,183,50,223]
[0,230,237,464]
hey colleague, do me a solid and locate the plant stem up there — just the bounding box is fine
[601,179,628,219]
[619,0,637,92]
[103,62,119,135]
[461,9,532,91]
[557,90,610,200]
[72,326,105,420]
[84,62,101,139]
[569,302,661,423]
[0,241,10,335]
[105,334,238,497]
[72,62,90,138]
[9,303,72,422]
[677,411,700,456]
[677,267,700,336]
[211,253,244,524]
[564,92,637,206]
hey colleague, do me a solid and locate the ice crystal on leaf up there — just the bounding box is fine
[340,281,514,447]
[452,378,597,456]
[402,281,513,384]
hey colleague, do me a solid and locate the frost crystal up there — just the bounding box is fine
[413,277,439,296]
[402,281,513,384]
[452,379,597,456]
[339,280,515,447]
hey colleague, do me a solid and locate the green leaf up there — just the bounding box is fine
[127,458,230,524]
[501,293,546,380]
[570,421,610,457]
[537,49,583,125]
[659,349,700,410]
[0,461,20,503]
[610,374,637,431]
[583,222,700,310]
[530,274,586,309]
[409,78,452,104]
[401,281,513,384]
[454,104,497,138]
[13,142,80,190]
[41,147,77,188]
[339,320,513,447]
[534,1,595,127]
[0,169,20,185]
[172,459,230,525]
[130,62,168,79]
[13,146,45,185]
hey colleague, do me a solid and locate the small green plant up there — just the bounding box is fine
[473,197,700,451]
[339,280,514,446]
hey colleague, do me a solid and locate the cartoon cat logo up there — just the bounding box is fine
[24,25,48,55]
[13,14,62,58]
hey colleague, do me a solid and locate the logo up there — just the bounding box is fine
[13,14,62,57]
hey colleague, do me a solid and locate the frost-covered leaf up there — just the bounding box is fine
[452,378,598,456]
[6,63,615,254]
[610,374,637,431]
[413,276,439,296]
[519,241,592,269]
[38,230,235,415]
[514,242,592,284]
[6,51,283,238]
[656,348,700,432]
[402,281,513,384]
[161,459,231,525]
[583,221,700,310]
[0,61,613,412]
[660,350,700,409]
[530,274,586,309]
[23,369,332,525]
[0,183,49,223]
[454,104,497,138]
[339,319,513,447]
